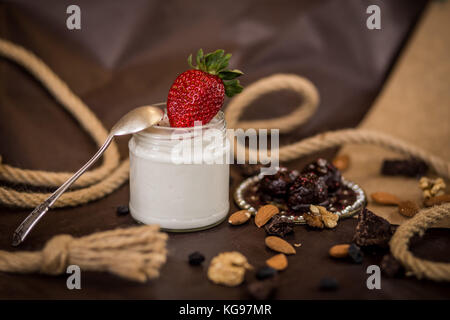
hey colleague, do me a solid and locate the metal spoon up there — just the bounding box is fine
[12,105,164,246]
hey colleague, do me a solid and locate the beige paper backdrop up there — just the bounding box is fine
[339,2,450,227]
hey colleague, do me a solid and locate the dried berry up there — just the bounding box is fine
[247,279,277,300]
[302,158,342,192]
[381,158,428,177]
[319,277,339,291]
[116,205,130,216]
[348,243,363,264]
[287,172,328,214]
[381,254,403,277]
[264,215,294,237]
[259,167,298,198]
[188,251,205,266]
[353,208,395,247]
[255,266,277,280]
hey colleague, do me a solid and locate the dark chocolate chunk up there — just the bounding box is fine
[381,254,403,277]
[188,252,205,266]
[353,208,395,248]
[247,278,277,300]
[381,158,428,177]
[348,243,364,264]
[319,277,339,291]
[116,205,130,216]
[255,266,277,280]
[302,158,342,192]
[264,215,294,237]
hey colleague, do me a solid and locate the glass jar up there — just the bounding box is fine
[128,110,230,231]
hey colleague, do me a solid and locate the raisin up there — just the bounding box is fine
[319,277,339,291]
[116,205,130,216]
[188,252,205,266]
[255,266,277,280]
[348,243,364,264]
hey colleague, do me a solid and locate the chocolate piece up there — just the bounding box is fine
[302,158,342,192]
[247,278,278,300]
[348,243,363,264]
[318,277,339,291]
[381,158,428,177]
[255,266,277,280]
[260,167,298,198]
[264,215,294,237]
[116,205,130,216]
[353,208,395,247]
[188,251,205,265]
[287,172,328,214]
[381,254,403,277]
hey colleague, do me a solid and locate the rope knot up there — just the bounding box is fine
[40,234,73,275]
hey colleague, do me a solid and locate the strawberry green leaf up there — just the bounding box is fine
[218,69,244,80]
[224,79,243,97]
[187,54,195,69]
[216,53,232,72]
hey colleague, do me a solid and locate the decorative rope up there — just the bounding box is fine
[0,38,449,210]
[0,225,168,282]
[390,203,450,282]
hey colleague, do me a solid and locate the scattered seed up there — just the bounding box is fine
[398,200,419,217]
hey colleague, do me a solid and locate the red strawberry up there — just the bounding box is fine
[167,49,244,127]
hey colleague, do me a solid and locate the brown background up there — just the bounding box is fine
[1,0,449,299]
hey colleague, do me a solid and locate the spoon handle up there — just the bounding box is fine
[11,134,114,246]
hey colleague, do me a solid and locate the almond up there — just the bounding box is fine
[228,210,251,225]
[332,154,350,171]
[371,192,401,205]
[265,236,296,255]
[255,205,279,228]
[266,254,288,271]
[329,244,350,258]
[398,200,419,217]
[424,194,450,207]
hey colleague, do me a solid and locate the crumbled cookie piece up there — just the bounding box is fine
[264,215,294,237]
[207,252,252,287]
[381,158,428,177]
[353,208,395,247]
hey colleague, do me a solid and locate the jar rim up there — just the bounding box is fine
[134,109,226,141]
